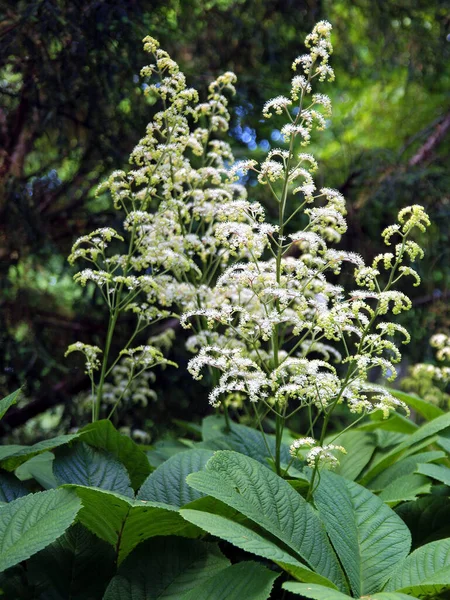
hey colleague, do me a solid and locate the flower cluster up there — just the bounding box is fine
[181,21,429,436]
[289,437,346,469]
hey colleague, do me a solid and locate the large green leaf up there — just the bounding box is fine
[67,485,198,564]
[180,508,339,589]
[54,441,134,497]
[283,582,417,600]
[0,389,21,420]
[79,420,150,489]
[199,419,291,466]
[103,537,229,599]
[396,496,450,548]
[181,561,278,600]
[367,451,445,490]
[384,539,450,597]
[330,430,376,480]
[312,470,411,597]
[416,463,450,486]
[27,523,115,600]
[186,451,347,592]
[0,489,81,572]
[137,448,214,507]
[0,434,79,471]
[360,412,450,484]
[0,470,28,502]
[378,474,431,507]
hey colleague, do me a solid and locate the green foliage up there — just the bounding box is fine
[384,539,450,597]
[312,470,411,596]
[0,389,21,420]
[0,489,81,572]
[67,485,197,564]
[53,441,134,497]
[137,448,214,507]
[103,537,229,599]
[27,523,116,599]
[79,420,151,489]
[186,450,348,591]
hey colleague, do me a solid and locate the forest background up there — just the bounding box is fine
[0,0,449,442]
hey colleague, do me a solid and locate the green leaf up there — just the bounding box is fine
[15,452,58,489]
[0,389,21,420]
[360,412,450,485]
[180,509,338,589]
[0,434,79,471]
[186,451,347,592]
[103,537,229,600]
[385,538,450,597]
[202,415,227,441]
[27,523,115,600]
[67,485,198,564]
[199,419,291,466]
[146,439,192,468]
[396,496,450,548]
[416,463,450,486]
[312,470,411,596]
[378,474,431,506]
[367,451,445,490]
[331,431,376,480]
[54,441,134,497]
[137,448,214,507]
[181,561,278,600]
[282,582,417,600]
[0,489,81,572]
[79,420,150,489]
[386,388,445,421]
[0,470,28,502]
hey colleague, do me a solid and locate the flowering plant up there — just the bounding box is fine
[1,21,450,600]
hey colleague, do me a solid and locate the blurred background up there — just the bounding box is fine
[0,0,449,441]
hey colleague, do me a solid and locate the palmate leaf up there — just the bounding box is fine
[0,489,81,572]
[181,561,278,600]
[67,485,199,564]
[27,523,115,600]
[79,420,151,489]
[283,582,417,600]
[312,470,411,597]
[54,441,134,497]
[0,389,21,420]
[137,449,214,507]
[180,509,339,589]
[103,537,229,600]
[186,450,347,592]
[384,538,450,597]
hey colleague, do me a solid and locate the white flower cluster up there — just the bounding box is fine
[180,22,430,427]
[289,437,346,469]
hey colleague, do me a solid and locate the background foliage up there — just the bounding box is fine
[0,0,449,440]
